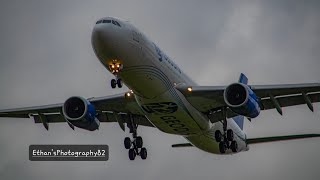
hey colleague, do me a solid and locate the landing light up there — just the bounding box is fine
[126,92,131,97]
[187,87,192,92]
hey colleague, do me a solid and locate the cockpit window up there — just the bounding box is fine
[96,19,121,27]
[103,20,111,23]
[115,21,121,27]
[112,20,121,27]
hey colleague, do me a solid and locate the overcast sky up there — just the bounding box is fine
[0,0,320,179]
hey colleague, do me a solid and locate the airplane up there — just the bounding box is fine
[1,17,320,160]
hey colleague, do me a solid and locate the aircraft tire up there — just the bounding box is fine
[231,140,238,152]
[136,136,143,148]
[227,129,234,141]
[124,137,131,149]
[140,147,147,160]
[111,79,117,88]
[219,142,226,154]
[215,130,222,142]
[129,148,136,160]
[117,78,122,88]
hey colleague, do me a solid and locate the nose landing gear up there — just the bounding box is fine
[111,78,122,88]
[109,62,123,89]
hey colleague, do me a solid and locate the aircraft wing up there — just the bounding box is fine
[176,83,320,123]
[0,93,154,129]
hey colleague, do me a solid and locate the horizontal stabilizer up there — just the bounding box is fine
[247,134,320,145]
[171,143,193,148]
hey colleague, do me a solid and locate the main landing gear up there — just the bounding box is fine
[214,108,238,154]
[124,115,147,160]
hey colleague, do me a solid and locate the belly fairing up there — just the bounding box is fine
[135,87,209,135]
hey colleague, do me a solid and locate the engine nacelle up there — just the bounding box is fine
[224,83,260,118]
[62,96,100,131]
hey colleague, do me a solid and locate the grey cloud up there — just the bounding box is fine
[1,0,320,180]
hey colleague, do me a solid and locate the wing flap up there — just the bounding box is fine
[260,92,320,111]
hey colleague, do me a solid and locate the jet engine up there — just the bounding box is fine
[224,83,260,118]
[62,96,100,131]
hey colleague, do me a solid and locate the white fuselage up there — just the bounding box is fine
[91,17,248,154]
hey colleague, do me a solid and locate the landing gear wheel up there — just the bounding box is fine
[117,78,122,88]
[230,140,238,152]
[124,137,131,149]
[227,129,234,141]
[219,142,226,154]
[129,148,136,160]
[215,130,222,142]
[140,147,147,160]
[111,79,117,89]
[136,136,143,148]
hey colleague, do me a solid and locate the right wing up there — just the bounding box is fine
[176,83,320,123]
[0,93,154,130]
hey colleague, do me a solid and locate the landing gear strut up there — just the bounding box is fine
[214,107,238,153]
[123,114,147,160]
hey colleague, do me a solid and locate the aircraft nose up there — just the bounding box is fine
[91,25,115,51]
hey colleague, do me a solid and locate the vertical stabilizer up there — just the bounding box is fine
[238,73,248,85]
[233,73,248,130]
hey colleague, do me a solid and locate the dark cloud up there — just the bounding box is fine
[1,0,320,179]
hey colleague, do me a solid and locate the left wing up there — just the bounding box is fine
[176,83,320,123]
[0,93,154,129]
